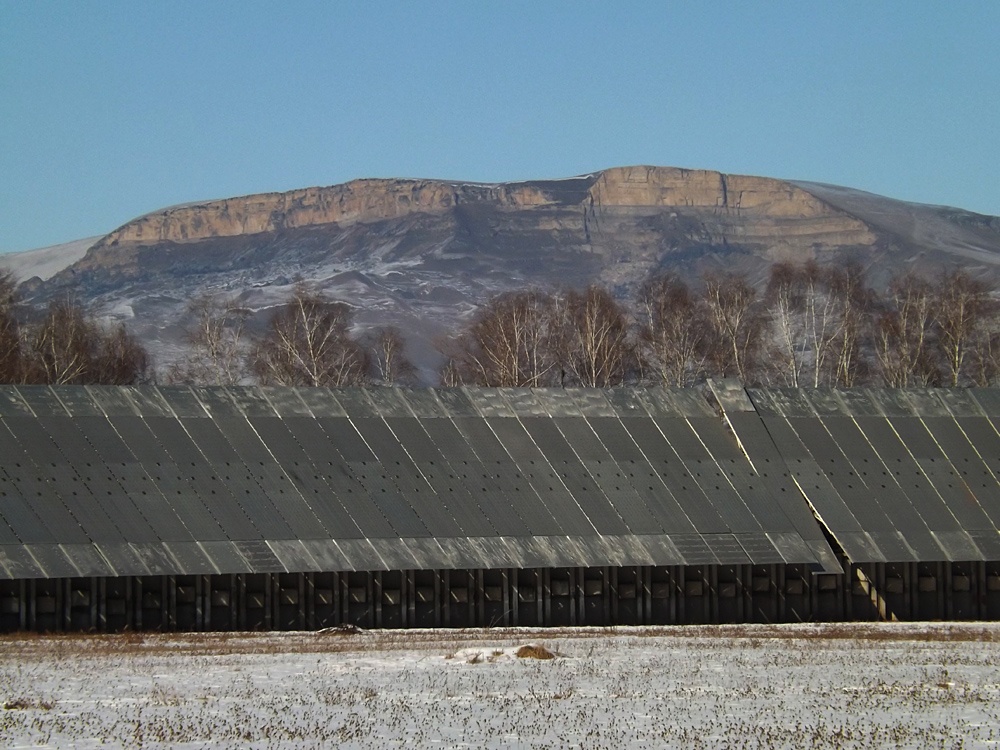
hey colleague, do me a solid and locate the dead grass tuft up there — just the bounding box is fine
[516,644,555,660]
[3,698,54,711]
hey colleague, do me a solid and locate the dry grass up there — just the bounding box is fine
[0,621,994,659]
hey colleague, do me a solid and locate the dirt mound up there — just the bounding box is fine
[515,644,555,660]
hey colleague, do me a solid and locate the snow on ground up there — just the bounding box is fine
[2,623,999,748]
[0,237,99,281]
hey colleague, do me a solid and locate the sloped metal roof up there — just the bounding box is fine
[0,385,843,579]
[742,387,1000,563]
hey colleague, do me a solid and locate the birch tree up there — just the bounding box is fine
[637,273,707,386]
[250,286,369,387]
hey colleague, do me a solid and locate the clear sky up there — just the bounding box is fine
[2,2,999,254]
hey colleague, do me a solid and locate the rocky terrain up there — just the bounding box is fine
[5,165,1000,379]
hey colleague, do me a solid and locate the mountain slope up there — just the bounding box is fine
[9,165,1000,379]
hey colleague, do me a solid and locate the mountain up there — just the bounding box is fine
[6,165,1000,379]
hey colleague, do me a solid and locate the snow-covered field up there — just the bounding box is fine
[2,623,999,748]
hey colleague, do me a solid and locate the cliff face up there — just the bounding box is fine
[98,179,553,246]
[98,166,873,244]
[21,165,1000,380]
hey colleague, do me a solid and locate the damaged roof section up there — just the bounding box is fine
[742,387,1000,564]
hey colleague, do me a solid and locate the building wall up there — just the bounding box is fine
[3,561,1000,632]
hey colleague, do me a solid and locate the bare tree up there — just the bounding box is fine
[933,269,995,386]
[873,272,940,386]
[249,286,369,386]
[25,299,149,385]
[168,294,250,385]
[702,272,767,383]
[441,291,559,387]
[764,261,872,387]
[29,300,98,384]
[764,263,807,386]
[827,263,871,387]
[0,270,23,383]
[637,273,707,386]
[363,326,417,385]
[555,285,635,387]
[92,323,152,385]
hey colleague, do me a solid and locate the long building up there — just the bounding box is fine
[0,382,998,631]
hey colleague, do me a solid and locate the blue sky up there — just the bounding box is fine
[2,3,998,254]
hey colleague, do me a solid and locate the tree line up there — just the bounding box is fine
[2,263,999,388]
[0,270,149,385]
[441,263,1000,389]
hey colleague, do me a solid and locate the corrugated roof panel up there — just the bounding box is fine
[735,532,786,565]
[434,388,480,417]
[568,389,617,417]
[156,387,210,418]
[662,388,717,417]
[968,529,1000,559]
[633,535,685,566]
[970,389,1000,417]
[479,417,596,536]
[937,389,986,418]
[0,478,58,544]
[705,533,752,565]
[0,388,32,417]
[95,542,150,577]
[131,542,180,576]
[49,386,103,416]
[267,539,320,573]
[602,388,651,418]
[23,545,77,577]
[259,387,312,417]
[61,543,115,576]
[669,534,718,565]
[292,388,348,417]
[335,537,389,570]
[933,530,982,562]
[120,387,174,417]
[225,388,278,418]
[619,417,727,534]
[232,540,285,573]
[766,531,816,565]
[331,389,380,418]
[189,388,244,419]
[0,545,45,578]
[398,389,449,418]
[532,388,582,417]
[365,388,414,418]
[14,386,68,416]
[162,542,218,575]
[299,539,353,572]
[198,541,253,574]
